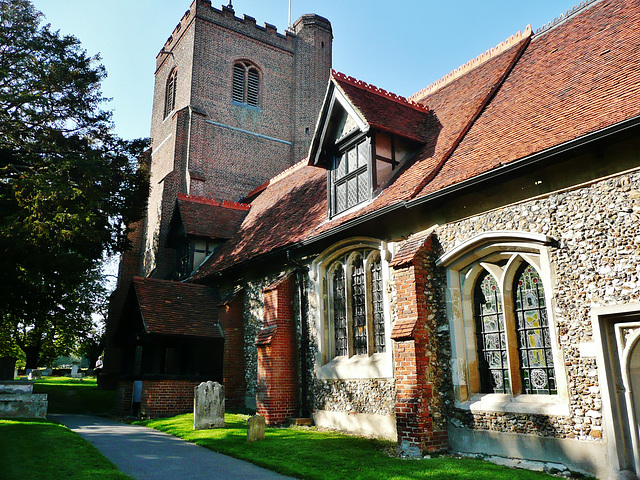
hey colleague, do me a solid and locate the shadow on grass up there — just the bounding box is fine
[138,413,559,480]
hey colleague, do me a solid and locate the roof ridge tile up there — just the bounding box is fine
[331,70,430,113]
[410,25,532,102]
[534,0,603,36]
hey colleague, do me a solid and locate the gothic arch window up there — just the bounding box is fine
[514,263,556,395]
[312,238,392,379]
[164,68,177,119]
[439,232,568,414]
[474,270,510,394]
[471,261,556,396]
[232,61,260,107]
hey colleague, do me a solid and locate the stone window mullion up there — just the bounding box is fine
[501,266,523,396]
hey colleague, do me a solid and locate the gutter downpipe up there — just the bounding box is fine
[287,250,310,418]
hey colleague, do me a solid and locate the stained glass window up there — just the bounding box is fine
[514,264,556,394]
[474,271,510,393]
[332,264,347,356]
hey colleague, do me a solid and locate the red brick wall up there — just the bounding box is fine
[391,237,448,454]
[219,293,246,408]
[256,275,299,424]
[116,381,133,414]
[117,379,202,417]
[141,1,331,277]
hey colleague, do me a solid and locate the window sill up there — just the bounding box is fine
[316,352,393,380]
[457,393,570,416]
[231,100,261,111]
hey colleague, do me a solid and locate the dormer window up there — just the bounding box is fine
[309,72,431,218]
[331,138,370,214]
[328,131,414,216]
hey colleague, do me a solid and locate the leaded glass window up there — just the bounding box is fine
[371,256,385,353]
[514,264,556,394]
[474,271,510,394]
[351,256,367,355]
[325,249,387,359]
[331,138,370,215]
[332,264,347,357]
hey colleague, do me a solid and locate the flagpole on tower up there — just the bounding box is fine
[288,0,292,29]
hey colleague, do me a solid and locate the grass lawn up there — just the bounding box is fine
[32,376,116,415]
[0,418,132,480]
[138,413,564,480]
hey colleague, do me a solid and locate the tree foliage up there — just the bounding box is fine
[0,0,148,367]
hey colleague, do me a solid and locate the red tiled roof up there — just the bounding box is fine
[133,277,222,338]
[191,159,327,278]
[175,193,249,239]
[192,0,640,279]
[417,0,640,198]
[331,71,431,143]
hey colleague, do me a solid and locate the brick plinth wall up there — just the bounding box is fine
[117,381,133,414]
[117,379,202,417]
[390,234,448,455]
[219,292,246,408]
[256,274,299,424]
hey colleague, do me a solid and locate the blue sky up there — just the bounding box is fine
[30,0,580,141]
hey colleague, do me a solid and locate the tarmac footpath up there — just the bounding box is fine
[50,414,296,480]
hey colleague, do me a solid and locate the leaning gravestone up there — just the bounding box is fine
[193,381,225,430]
[247,414,265,442]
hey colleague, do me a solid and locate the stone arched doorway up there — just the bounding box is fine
[622,327,640,475]
[593,308,640,480]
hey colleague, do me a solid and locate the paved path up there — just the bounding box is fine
[50,414,295,480]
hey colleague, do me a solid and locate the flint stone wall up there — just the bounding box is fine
[435,170,640,440]
[313,379,396,415]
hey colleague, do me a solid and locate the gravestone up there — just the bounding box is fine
[0,357,16,380]
[193,381,225,430]
[247,414,265,442]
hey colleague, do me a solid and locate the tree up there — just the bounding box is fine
[0,0,148,368]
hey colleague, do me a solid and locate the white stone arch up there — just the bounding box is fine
[311,237,393,379]
[438,231,568,414]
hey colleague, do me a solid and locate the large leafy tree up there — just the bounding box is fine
[0,0,148,368]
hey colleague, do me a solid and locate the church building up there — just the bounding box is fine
[107,0,640,478]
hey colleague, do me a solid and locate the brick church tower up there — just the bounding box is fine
[140,0,333,279]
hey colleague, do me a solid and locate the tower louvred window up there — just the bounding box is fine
[247,68,259,106]
[232,61,260,107]
[164,68,177,119]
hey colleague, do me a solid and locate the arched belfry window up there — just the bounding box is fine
[232,61,260,107]
[164,68,177,118]
[474,271,510,394]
